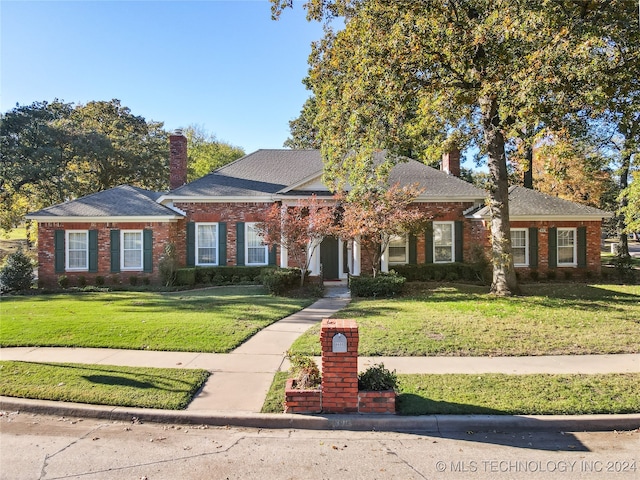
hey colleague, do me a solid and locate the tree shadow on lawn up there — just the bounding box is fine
[396,394,591,452]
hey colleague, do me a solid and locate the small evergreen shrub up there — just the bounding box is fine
[349,272,405,297]
[0,249,35,292]
[392,262,487,283]
[129,276,138,286]
[159,243,179,287]
[77,275,87,287]
[262,268,303,295]
[287,351,321,389]
[57,275,70,289]
[95,276,106,286]
[358,363,398,391]
[175,268,196,286]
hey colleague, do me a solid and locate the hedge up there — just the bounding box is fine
[349,273,406,297]
[392,262,489,283]
[174,266,276,287]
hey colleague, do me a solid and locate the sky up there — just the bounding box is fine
[0,0,326,153]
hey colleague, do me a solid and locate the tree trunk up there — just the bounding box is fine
[617,152,631,258]
[480,95,519,296]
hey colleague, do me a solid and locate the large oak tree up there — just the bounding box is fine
[273,0,638,295]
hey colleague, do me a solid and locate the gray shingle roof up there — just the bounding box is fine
[168,149,485,200]
[472,186,612,219]
[27,185,183,219]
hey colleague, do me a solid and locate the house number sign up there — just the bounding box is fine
[332,333,347,353]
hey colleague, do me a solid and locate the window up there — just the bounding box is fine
[121,231,143,270]
[388,235,407,264]
[66,231,88,270]
[246,223,268,265]
[196,223,218,265]
[557,228,577,266]
[511,229,528,266]
[433,222,454,263]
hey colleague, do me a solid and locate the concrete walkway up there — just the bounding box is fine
[1,283,639,432]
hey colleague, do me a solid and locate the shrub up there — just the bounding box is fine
[546,270,557,280]
[0,249,35,292]
[287,351,321,389]
[358,363,398,391]
[77,275,87,287]
[349,272,405,297]
[392,262,487,283]
[129,276,138,286]
[95,276,106,286]
[175,268,196,286]
[262,268,304,295]
[159,243,179,287]
[529,270,540,281]
[57,275,70,289]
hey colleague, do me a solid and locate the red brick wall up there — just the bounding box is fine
[320,318,359,413]
[36,221,175,287]
[174,202,278,267]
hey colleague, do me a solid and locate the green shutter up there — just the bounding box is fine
[454,221,464,263]
[408,234,417,264]
[528,227,538,268]
[143,229,153,273]
[268,245,277,266]
[110,229,120,273]
[236,222,245,266]
[54,230,65,273]
[577,226,587,268]
[548,227,557,268]
[425,222,434,264]
[218,222,227,266]
[88,230,98,273]
[186,222,195,266]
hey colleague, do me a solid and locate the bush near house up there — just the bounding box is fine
[392,262,489,283]
[349,272,406,297]
[174,266,276,287]
[0,249,35,293]
[261,268,307,295]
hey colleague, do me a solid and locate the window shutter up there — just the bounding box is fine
[268,245,277,266]
[218,222,227,266]
[143,229,153,273]
[186,222,195,267]
[548,227,557,268]
[88,230,98,273]
[54,230,65,273]
[425,222,433,264]
[110,229,120,273]
[408,234,417,264]
[236,222,245,266]
[454,221,464,263]
[577,226,587,268]
[528,227,538,268]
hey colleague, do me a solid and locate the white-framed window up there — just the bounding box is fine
[388,234,408,264]
[121,230,143,270]
[433,222,454,263]
[511,229,529,266]
[557,228,577,266]
[66,230,88,271]
[246,222,268,266]
[196,223,218,266]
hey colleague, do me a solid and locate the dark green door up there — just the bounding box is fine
[320,236,340,280]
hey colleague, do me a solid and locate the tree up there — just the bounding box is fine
[337,184,430,277]
[255,196,336,286]
[1,99,170,233]
[0,249,34,292]
[273,0,639,295]
[183,125,245,181]
[284,97,322,149]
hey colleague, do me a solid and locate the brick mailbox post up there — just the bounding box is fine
[320,318,359,413]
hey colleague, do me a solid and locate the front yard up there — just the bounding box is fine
[289,283,640,356]
[0,286,313,353]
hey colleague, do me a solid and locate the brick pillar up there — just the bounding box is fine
[320,318,359,413]
[169,130,188,190]
[442,147,461,177]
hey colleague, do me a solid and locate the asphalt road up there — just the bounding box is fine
[1,412,638,480]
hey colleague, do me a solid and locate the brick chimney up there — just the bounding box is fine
[441,147,461,177]
[169,129,188,190]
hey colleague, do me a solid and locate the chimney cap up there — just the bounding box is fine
[171,128,185,137]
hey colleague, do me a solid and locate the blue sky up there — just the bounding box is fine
[1,0,325,153]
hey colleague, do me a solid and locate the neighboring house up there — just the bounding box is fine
[28,131,611,287]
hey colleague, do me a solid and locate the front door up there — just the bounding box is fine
[320,236,340,280]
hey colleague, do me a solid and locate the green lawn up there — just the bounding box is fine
[263,371,640,415]
[0,286,313,352]
[0,361,209,410]
[290,283,640,356]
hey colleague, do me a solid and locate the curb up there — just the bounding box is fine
[2,397,639,434]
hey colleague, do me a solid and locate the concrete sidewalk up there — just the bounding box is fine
[1,284,639,432]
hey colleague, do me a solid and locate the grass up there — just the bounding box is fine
[289,283,640,356]
[0,361,209,410]
[262,372,640,415]
[0,286,313,353]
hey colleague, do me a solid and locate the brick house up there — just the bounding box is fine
[28,131,611,287]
